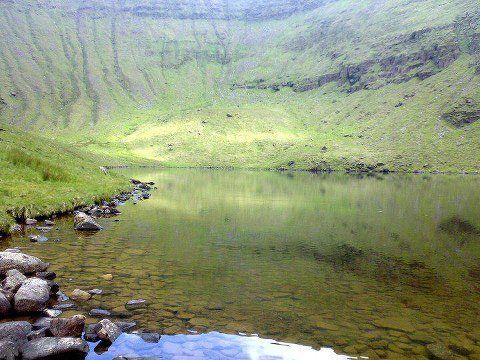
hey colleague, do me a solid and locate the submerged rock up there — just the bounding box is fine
[426,343,456,360]
[50,315,86,337]
[125,299,147,310]
[0,252,49,276]
[74,212,102,231]
[89,309,111,317]
[29,235,48,243]
[21,337,89,360]
[101,274,113,281]
[70,289,92,301]
[14,278,50,313]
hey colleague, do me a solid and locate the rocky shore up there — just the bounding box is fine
[0,179,154,359]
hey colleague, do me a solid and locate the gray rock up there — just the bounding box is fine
[137,332,160,343]
[0,289,14,303]
[125,299,147,310]
[33,318,53,330]
[44,220,55,226]
[87,288,103,295]
[0,292,11,316]
[84,324,100,342]
[27,328,48,341]
[115,321,137,332]
[2,269,27,293]
[21,337,89,360]
[14,278,50,313]
[89,308,111,317]
[43,309,62,317]
[74,212,102,231]
[35,271,56,280]
[53,303,76,311]
[0,340,18,360]
[91,319,121,343]
[29,235,48,243]
[0,252,49,275]
[25,219,37,226]
[0,321,32,350]
[50,315,85,337]
[35,227,52,233]
[3,248,21,253]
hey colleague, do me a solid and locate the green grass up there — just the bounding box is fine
[0,0,479,177]
[0,126,131,234]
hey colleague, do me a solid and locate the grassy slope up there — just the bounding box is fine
[0,0,479,172]
[0,126,130,234]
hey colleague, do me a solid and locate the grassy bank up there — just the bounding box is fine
[0,126,131,234]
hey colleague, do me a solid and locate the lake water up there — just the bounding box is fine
[4,169,480,359]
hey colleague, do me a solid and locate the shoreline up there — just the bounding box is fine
[2,164,478,237]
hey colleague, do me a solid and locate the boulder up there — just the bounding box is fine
[0,340,18,360]
[91,319,121,343]
[14,278,50,313]
[3,269,27,293]
[84,324,100,342]
[74,212,102,231]
[32,318,53,330]
[50,315,85,337]
[0,292,11,316]
[27,328,48,341]
[0,321,32,353]
[0,252,49,275]
[21,337,89,360]
[70,289,91,301]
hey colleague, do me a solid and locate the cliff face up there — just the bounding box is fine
[0,0,478,141]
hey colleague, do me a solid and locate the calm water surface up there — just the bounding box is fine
[4,169,480,359]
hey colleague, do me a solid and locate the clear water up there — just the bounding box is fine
[3,169,480,359]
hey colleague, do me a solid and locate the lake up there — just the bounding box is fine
[4,169,480,359]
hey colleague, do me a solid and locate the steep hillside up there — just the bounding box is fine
[0,0,479,171]
[0,125,129,234]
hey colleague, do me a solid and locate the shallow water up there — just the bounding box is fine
[3,169,480,359]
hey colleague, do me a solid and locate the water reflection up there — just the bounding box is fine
[3,169,480,359]
[87,332,353,359]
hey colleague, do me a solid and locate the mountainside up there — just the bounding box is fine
[0,0,479,171]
